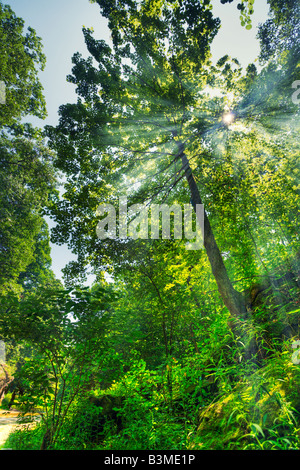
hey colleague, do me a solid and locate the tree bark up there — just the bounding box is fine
[0,364,14,406]
[179,144,247,320]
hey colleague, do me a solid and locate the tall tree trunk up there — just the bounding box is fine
[179,144,247,320]
[0,364,13,406]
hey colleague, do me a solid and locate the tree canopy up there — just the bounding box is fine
[46,0,299,320]
[0,3,58,293]
[0,3,46,129]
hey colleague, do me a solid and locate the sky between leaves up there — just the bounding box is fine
[3,0,270,283]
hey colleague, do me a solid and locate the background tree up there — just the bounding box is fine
[0,1,60,415]
[0,1,58,294]
[258,0,299,69]
[0,2,46,129]
[0,130,57,294]
[0,283,117,449]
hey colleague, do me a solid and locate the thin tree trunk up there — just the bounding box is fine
[0,364,13,406]
[179,144,247,320]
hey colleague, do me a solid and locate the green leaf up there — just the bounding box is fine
[250,423,265,437]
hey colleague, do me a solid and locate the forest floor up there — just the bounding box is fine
[0,410,40,448]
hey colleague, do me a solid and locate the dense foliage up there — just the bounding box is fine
[0,0,300,452]
[0,3,58,295]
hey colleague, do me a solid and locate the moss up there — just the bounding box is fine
[194,389,249,449]
[191,357,300,450]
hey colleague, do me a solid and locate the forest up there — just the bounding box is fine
[0,0,299,454]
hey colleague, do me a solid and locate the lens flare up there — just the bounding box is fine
[222,112,235,125]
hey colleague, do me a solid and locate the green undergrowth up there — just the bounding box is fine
[4,337,300,451]
[193,351,300,450]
